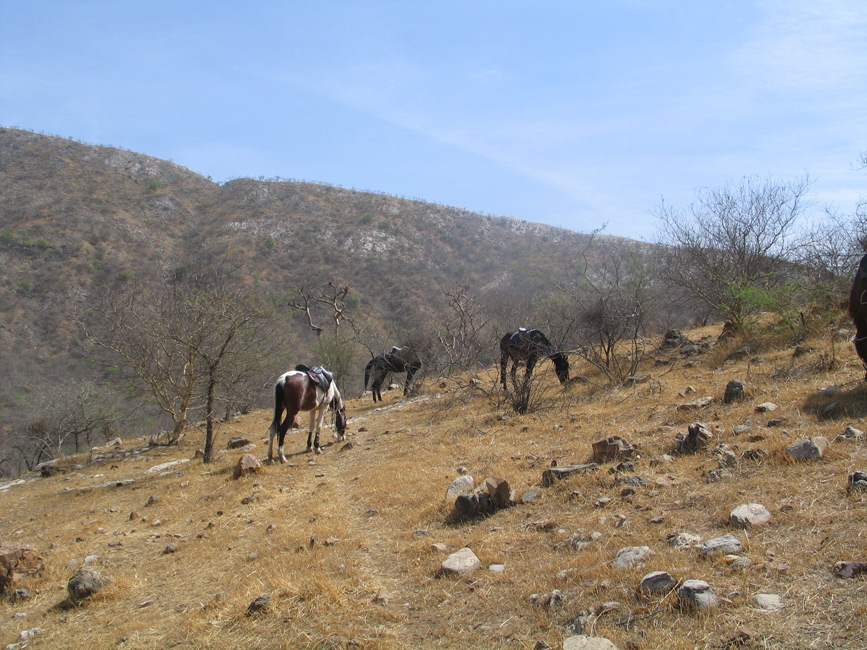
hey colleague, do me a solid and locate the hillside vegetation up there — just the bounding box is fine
[1,320,866,649]
[1,128,660,472]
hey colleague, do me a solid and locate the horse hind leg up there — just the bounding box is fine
[306,410,322,454]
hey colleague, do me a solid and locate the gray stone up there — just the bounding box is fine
[753,593,784,611]
[837,425,865,442]
[521,486,540,503]
[835,561,867,578]
[542,463,599,486]
[446,475,474,500]
[676,396,713,411]
[785,437,829,461]
[639,571,676,595]
[723,380,746,404]
[246,593,270,615]
[730,503,772,528]
[700,534,743,556]
[440,547,480,576]
[611,545,651,569]
[848,472,867,492]
[667,532,702,549]
[67,566,110,602]
[227,436,251,449]
[562,635,620,650]
[755,402,778,413]
[677,579,718,610]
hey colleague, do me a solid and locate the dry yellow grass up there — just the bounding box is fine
[2,323,867,649]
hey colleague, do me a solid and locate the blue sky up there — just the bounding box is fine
[2,1,865,240]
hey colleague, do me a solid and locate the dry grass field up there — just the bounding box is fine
[2,323,867,650]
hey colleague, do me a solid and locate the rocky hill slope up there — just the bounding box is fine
[1,322,866,649]
[0,127,654,459]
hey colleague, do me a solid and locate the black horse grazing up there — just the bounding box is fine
[849,253,867,378]
[500,328,570,390]
[364,346,421,402]
[268,366,347,460]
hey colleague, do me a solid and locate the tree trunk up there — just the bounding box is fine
[202,374,216,463]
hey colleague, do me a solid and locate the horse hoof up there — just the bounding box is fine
[315,447,322,455]
[305,445,313,453]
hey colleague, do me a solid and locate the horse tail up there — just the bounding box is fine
[268,376,285,436]
[364,358,374,390]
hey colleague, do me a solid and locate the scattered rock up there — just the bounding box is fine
[834,561,867,578]
[847,472,867,493]
[723,380,746,404]
[753,593,784,611]
[639,571,676,595]
[821,402,840,418]
[0,544,43,592]
[440,547,480,576]
[529,589,565,608]
[227,436,251,449]
[755,402,778,413]
[145,458,190,474]
[730,503,772,528]
[676,396,713,411]
[67,566,110,602]
[671,422,714,455]
[246,593,270,615]
[667,532,702,549]
[785,437,829,461]
[373,588,390,605]
[453,477,513,518]
[611,546,651,569]
[677,579,718,610]
[592,436,636,461]
[700,534,743,556]
[837,425,864,442]
[741,448,769,461]
[542,463,599,486]
[662,329,692,349]
[521,486,540,503]
[446,475,474,500]
[563,635,620,650]
[233,453,262,479]
[725,554,753,569]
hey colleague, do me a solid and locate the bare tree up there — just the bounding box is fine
[436,283,493,373]
[653,175,812,332]
[80,257,278,458]
[185,270,277,463]
[79,273,199,445]
[14,381,129,469]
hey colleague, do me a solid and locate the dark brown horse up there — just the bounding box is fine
[363,346,421,402]
[500,328,569,390]
[849,253,867,378]
[268,366,347,460]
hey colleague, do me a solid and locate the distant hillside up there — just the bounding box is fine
[0,127,657,468]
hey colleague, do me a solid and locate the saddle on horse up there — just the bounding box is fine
[294,364,333,391]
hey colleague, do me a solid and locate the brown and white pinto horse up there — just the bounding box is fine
[268,367,347,461]
[849,253,867,379]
